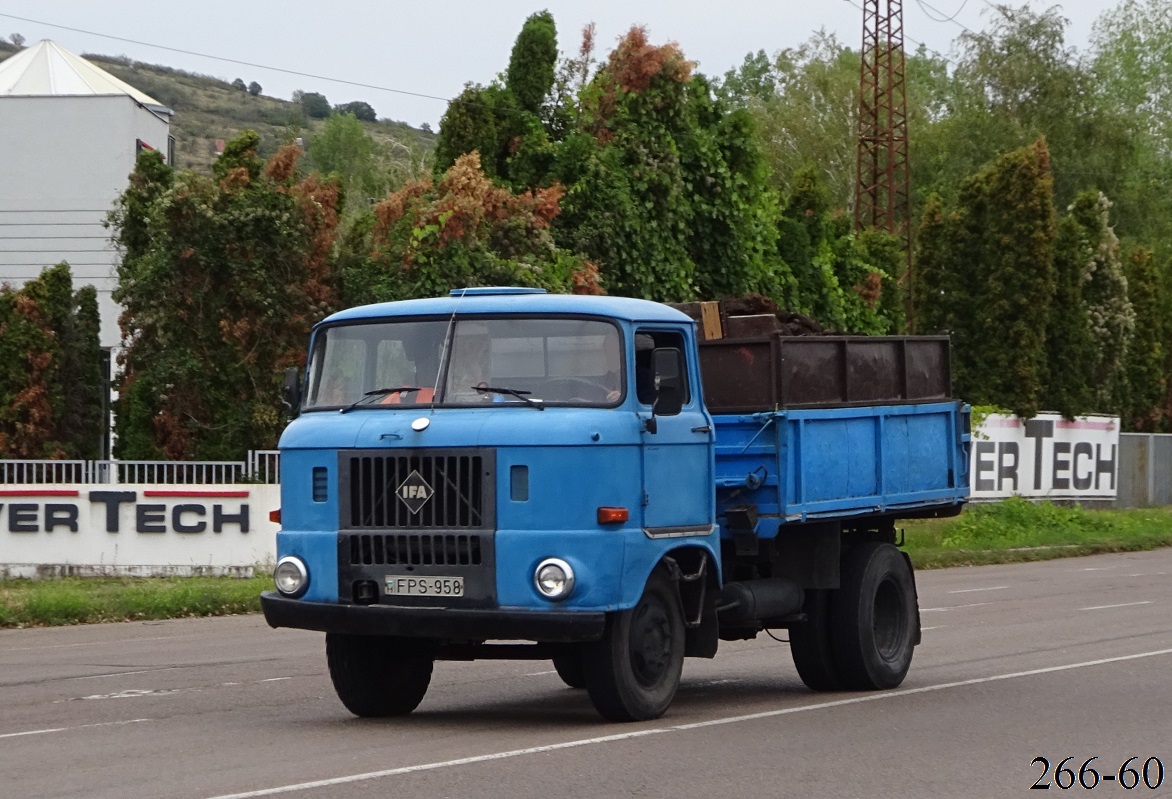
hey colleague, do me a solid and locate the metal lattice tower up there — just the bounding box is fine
[854,0,912,319]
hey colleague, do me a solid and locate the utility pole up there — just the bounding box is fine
[854,0,913,326]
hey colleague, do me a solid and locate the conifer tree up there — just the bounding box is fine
[506,11,558,114]
[953,139,1056,417]
[1119,247,1165,430]
[1043,215,1097,417]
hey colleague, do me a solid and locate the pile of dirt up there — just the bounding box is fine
[715,294,842,337]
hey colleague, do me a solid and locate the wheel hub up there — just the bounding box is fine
[629,602,672,687]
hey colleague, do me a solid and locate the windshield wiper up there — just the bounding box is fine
[473,385,545,410]
[340,386,427,414]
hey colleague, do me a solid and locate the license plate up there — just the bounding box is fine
[384,575,464,597]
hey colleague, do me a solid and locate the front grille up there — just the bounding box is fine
[347,533,484,566]
[341,449,494,530]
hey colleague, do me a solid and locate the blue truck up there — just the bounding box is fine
[261,287,970,722]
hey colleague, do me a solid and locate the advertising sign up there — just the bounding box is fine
[0,484,280,577]
[970,414,1119,500]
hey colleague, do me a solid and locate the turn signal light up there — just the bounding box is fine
[597,506,629,525]
[269,508,281,524]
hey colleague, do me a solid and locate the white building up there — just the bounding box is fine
[0,39,173,349]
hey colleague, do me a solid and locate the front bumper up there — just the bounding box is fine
[260,591,607,643]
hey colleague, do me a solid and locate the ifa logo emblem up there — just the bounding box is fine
[395,470,434,514]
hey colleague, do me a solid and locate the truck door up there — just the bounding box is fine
[636,328,714,534]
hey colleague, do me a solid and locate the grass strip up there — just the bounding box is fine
[0,575,270,628]
[903,497,1172,569]
[3,500,1171,628]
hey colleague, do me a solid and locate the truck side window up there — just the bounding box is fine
[634,330,688,409]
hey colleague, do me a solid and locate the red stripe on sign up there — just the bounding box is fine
[0,489,80,497]
[1055,420,1116,431]
[142,490,251,498]
[983,418,1021,428]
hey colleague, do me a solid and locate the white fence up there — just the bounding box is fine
[0,450,280,485]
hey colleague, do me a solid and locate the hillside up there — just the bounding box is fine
[0,40,436,174]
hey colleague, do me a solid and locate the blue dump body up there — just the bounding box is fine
[713,403,970,538]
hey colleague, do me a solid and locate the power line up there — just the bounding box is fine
[843,0,960,66]
[0,12,452,105]
[915,0,972,27]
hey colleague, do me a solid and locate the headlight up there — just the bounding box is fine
[534,558,575,600]
[274,556,309,598]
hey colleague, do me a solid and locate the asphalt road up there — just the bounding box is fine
[3,548,1172,799]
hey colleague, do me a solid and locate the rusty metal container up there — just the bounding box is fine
[698,335,951,413]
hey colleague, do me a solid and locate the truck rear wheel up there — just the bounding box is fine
[830,542,919,690]
[582,567,684,721]
[789,588,843,691]
[326,633,434,717]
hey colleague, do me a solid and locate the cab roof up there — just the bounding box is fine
[320,288,693,327]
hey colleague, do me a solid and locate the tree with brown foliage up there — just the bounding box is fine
[110,135,340,459]
[0,263,103,459]
[341,152,594,304]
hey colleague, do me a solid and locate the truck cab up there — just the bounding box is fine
[264,288,722,719]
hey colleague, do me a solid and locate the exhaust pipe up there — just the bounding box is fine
[717,579,804,626]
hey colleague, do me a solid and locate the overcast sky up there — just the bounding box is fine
[0,1,1125,130]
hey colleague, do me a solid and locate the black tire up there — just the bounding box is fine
[325,633,434,717]
[582,566,685,721]
[789,588,843,691]
[552,651,587,689]
[830,542,919,690]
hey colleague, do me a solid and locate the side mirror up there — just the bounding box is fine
[651,347,684,417]
[281,367,301,419]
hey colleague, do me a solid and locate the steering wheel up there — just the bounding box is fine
[541,376,611,402]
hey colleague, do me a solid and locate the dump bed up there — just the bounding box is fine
[669,298,952,413]
[699,335,951,413]
[713,402,970,538]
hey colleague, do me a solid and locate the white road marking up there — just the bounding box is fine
[690,679,740,688]
[1080,601,1153,611]
[921,626,945,631]
[56,676,306,703]
[524,670,557,677]
[75,667,184,680]
[0,718,150,740]
[198,646,1172,799]
[74,688,183,701]
[0,635,187,654]
[946,586,1008,594]
[921,602,990,613]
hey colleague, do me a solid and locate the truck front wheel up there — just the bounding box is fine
[551,649,586,689]
[582,567,685,721]
[326,633,434,717]
[830,542,919,690]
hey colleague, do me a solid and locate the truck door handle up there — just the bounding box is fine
[691,425,711,434]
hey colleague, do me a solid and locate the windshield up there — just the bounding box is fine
[303,317,623,410]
